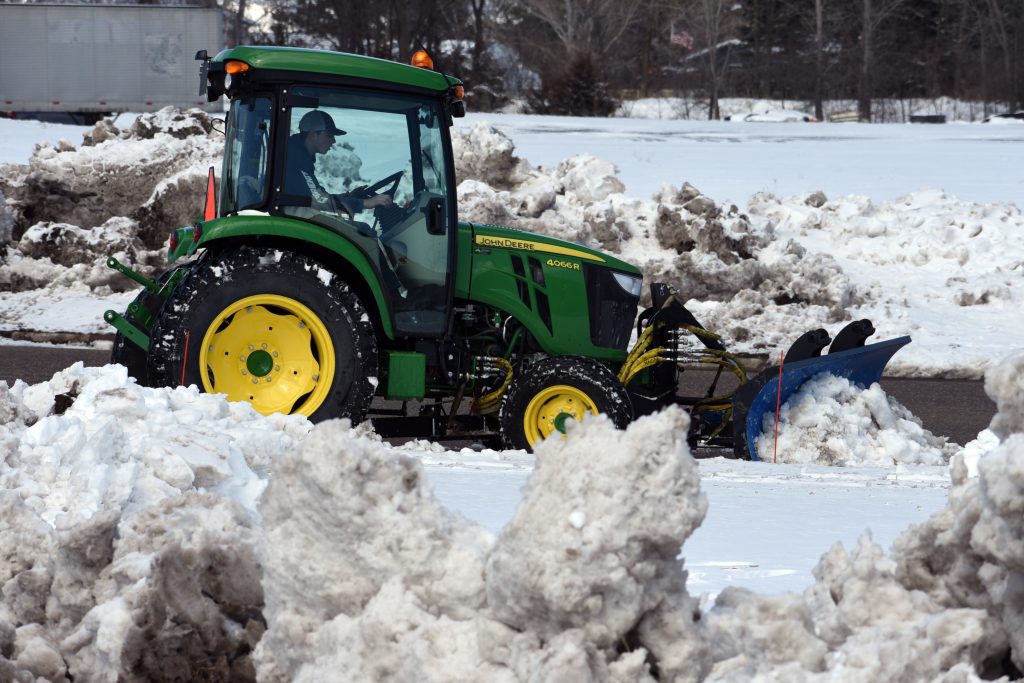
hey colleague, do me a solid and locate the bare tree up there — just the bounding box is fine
[813,0,825,121]
[232,0,247,46]
[683,0,738,119]
[517,0,642,60]
[857,0,906,121]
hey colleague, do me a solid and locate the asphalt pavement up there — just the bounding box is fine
[0,344,996,446]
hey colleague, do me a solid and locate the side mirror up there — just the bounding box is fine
[426,197,445,235]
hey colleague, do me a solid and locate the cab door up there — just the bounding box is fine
[276,85,456,337]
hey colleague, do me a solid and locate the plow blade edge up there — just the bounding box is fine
[731,336,911,461]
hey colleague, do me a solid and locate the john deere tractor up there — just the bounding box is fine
[105,45,909,457]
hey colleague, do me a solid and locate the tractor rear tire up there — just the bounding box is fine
[499,356,633,451]
[147,246,378,423]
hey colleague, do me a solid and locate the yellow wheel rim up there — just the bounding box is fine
[198,294,334,417]
[522,384,599,447]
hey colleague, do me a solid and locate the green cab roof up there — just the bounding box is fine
[214,45,460,92]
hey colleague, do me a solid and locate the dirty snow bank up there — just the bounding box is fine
[2,356,1023,679]
[890,351,1024,673]
[0,108,221,296]
[1,364,712,681]
[705,352,1024,680]
[254,408,708,682]
[0,364,308,681]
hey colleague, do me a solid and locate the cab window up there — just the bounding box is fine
[221,96,272,213]
[279,86,453,335]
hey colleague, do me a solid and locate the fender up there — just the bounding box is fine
[176,214,395,339]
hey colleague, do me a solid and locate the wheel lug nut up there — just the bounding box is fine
[298,322,306,329]
[252,378,258,384]
[274,365,280,372]
[246,306,253,313]
[312,374,319,381]
[248,344,254,350]
[262,343,268,349]
[242,370,248,375]
[241,355,246,361]
[266,377,272,383]
[272,351,279,358]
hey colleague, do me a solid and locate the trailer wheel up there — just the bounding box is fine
[148,246,378,423]
[499,356,633,451]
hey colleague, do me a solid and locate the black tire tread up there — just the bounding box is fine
[499,355,633,451]
[147,245,378,423]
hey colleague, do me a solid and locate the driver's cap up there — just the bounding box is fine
[299,110,346,136]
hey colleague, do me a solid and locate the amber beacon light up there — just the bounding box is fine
[410,51,434,70]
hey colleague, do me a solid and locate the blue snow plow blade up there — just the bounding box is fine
[732,334,911,461]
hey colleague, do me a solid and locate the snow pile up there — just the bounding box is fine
[891,351,1024,673]
[252,419,497,682]
[0,108,221,293]
[0,363,309,681]
[1,364,710,681]
[755,374,956,466]
[2,355,1023,679]
[255,408,709,681]
[703,353,1024,680]
[751,188,1023,312]
[483,408,708,680]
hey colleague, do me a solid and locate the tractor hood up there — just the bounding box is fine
[469,223,641,276]
[464,223,642,360]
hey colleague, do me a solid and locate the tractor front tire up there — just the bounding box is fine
[499,356,633,451]
[147,246,377,423]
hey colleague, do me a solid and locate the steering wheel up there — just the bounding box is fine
[350,170,404,199]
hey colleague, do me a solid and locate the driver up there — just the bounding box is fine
[284,110,394,215]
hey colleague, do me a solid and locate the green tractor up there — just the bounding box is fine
[105,45,909,457]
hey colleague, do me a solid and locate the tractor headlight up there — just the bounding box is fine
[224,73,233,90]
[612,272,642,297]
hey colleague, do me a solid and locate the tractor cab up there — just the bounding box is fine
[212,47,463,337]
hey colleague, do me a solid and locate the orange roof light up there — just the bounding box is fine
[225,60,250,75]
[411,51,434,70]
[453,84,465,99]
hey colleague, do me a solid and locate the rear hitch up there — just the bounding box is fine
[103,310,150,351]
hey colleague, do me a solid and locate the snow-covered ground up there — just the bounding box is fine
[2,111,1021,376]
[1,110,1023,679]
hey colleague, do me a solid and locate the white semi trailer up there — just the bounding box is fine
[0,4,223,123]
